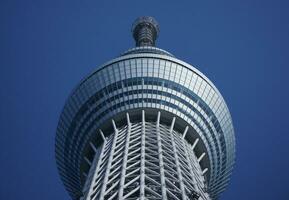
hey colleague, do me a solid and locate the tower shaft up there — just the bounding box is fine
[82,111,210,200]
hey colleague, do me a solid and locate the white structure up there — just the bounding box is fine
[55,17,235,200]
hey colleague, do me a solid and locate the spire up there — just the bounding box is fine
[132,16,159,47]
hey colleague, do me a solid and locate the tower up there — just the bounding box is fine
[55,16,235,200]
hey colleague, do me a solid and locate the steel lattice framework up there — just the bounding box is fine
[82,111,210,200]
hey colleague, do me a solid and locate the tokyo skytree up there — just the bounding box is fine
[55,16,235,200]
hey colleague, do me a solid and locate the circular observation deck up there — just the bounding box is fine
[55,46,235,200]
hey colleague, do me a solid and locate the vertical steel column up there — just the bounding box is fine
[118,113,132,199]
[192,138,199,151]
[181,131,198,191]
[84,130,107,200]
[140,110,146,200]
[156,111,168,199]
[98,120,119,200]
[182,126,189,139]
[170,117,187,200]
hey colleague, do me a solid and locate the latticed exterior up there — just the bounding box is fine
[82,111,209,200]
[55,17,235,200]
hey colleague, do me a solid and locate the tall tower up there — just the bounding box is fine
[55,16,235,200]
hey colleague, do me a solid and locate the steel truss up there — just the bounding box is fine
[83,111,210,200]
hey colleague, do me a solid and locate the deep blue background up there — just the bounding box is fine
[1,0,288,199]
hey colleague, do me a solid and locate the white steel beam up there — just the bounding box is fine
[170,129,187,200]
[192,138,199,151]
[170,117,176,133]
[118,113,132,199]
[156,111,168,200]
[140,110,146,200]
[99,129,106,142]
[198,153,206,163]
[182,126,189,139]
[98,120,119,200]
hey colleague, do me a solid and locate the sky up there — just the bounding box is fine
[0,0,288,199]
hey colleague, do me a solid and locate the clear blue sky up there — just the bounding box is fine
[0,0,288,199]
